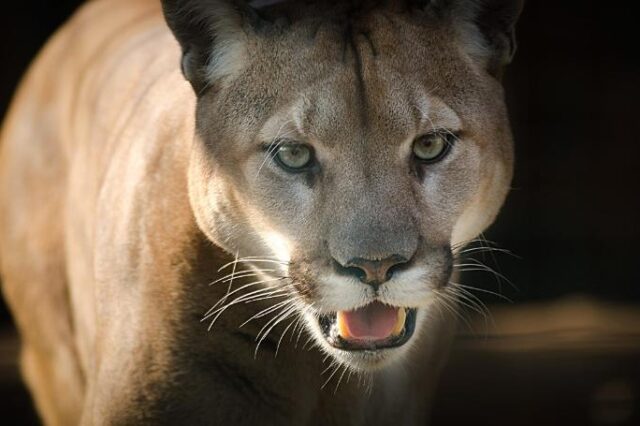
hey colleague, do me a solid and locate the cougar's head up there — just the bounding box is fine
[162,0,522,370]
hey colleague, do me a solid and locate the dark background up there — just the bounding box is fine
[499,1,640,303]
[1,1,639,425]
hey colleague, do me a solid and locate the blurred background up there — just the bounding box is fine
[1,1,639,425]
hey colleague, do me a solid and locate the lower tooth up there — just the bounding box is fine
[392,308,407,336]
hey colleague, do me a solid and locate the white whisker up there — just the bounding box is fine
[254,304,298,358]
[240,298,294,327]
[203,278,286,320]
[204,285,289,328]
[333,364,349,394]
[275,316,298,357]
[321,362,342,390]
[209,269,278,286]
[217,257,289,273]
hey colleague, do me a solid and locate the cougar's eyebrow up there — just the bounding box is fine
[256,99,309,145]
[286,95,320,144]
[290,97,335,149]
[292,99,309,138]
[413,90,462,132]
[413,93,432,129]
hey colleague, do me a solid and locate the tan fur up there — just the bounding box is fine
[0,0,519,424]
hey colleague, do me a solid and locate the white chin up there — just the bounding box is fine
[326,344,412,372]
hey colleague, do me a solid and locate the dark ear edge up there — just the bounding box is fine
[447,0,524,77]
[161,0,265,93]
[474,0,524,73]
[162,0,214,92]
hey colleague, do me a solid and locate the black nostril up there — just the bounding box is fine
[386,262,405,281]
[332,259,367,282]
[345,265,367,282]
[333,255,410,287]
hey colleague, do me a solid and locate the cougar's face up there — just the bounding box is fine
[183,3,516,370]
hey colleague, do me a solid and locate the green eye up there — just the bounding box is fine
[412,132,453,163]
[274,143,313,171]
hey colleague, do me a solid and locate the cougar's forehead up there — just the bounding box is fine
[212,8,498,141]
[252,77,465,172]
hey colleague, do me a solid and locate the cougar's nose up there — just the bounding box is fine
[334,255,410,289]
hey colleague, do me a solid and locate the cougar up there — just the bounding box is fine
[0,0,522,424]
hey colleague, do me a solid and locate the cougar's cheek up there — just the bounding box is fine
[261,230,293,264]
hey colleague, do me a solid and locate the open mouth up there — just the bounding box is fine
[318,302,417,351]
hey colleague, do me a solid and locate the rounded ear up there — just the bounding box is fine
[449,0,524,77]
[161,0,267,93]
[473,0,524,70]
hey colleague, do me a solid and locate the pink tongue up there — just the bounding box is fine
[342,302,399,340]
